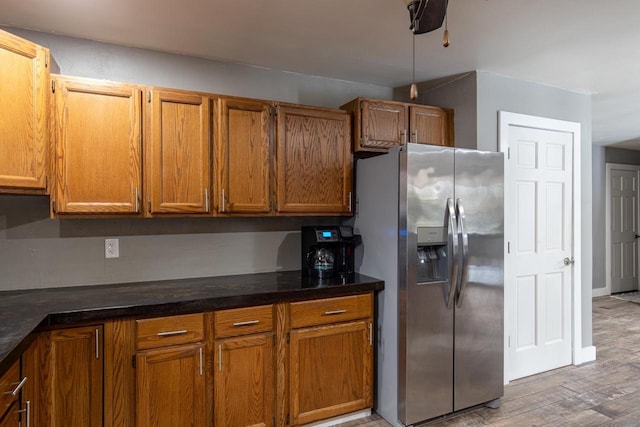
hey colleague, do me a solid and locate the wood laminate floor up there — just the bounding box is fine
[339,296,640,427]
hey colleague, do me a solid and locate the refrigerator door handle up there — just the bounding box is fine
[456,198,470,307]
[446,198,459,308]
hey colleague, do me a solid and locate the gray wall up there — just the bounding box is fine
[413,70,594,348]
[591,147,640,292]
[0,28,393,291]
[592,146,606,290]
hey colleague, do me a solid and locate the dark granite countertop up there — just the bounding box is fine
[0,270,383,376]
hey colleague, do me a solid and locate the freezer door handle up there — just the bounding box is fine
[456,198,470,307]
[446,198,459,308]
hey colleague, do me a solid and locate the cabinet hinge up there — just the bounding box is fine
[286,332,290,344]
[45,54,49,68]
[51,79,55,93]
[286,414,290,424]
[147,200,152,214]
[274,202,279,212]
[147,90,151,103]
[507,147,511,160]
[51,200,56,214]
[507,241,510,254]
[132,355,136,368]
[45,175,48,190]
[272,335,276,346]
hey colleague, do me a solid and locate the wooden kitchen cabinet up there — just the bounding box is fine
[0,360,21,424]
[40,325,104,427]
[216,97,272,214]
[145,88,212,216]
[214,305,275,427]
[51,75,143,215]
[341,97,453,154]
[410,104,454,147]
[0,404,19,427]
[276,104,352,215]
[135,313,206,427]
[0,29,49,194]
[288,294,373,425]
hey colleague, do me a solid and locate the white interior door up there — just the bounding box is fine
[502,117,577,381]
[607,165,640,294]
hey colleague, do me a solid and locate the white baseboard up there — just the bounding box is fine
[592,287,610,298]
[579,345,597,364]
[303,409,371,427]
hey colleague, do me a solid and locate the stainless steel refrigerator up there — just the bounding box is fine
[354,143,504,426]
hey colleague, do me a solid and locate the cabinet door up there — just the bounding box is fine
[41,326,103,427]
[52,76,142,214]
[137,344,205,427]
[0,29,49,193]
[409,105,453,147]
[145,88,211,215]
[289,319,373,425]
[217,98,271,214]
[360,100,407,150]
[214,334,274,427]
[276,106,352,214]
[0,403,19,427]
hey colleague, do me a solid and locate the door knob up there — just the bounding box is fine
[563,257,575,266]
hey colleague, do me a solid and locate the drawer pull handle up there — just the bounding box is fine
[324,309,347,315]
[233,320,260,327]
[5,376,27,396]
[157,329,188,337]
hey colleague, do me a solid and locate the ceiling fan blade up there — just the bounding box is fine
[414,0,448,34]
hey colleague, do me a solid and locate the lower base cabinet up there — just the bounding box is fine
[136,344,206,427]
[41,325,104,427]
[289,320,373,425]
[214,333,274,426]
[0,403,19,427]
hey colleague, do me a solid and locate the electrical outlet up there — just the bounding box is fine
[105,238,119,259]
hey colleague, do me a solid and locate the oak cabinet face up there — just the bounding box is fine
[0,29,49,193]
[136,344,206,427]
[41,326,104,427]
[342,98,454,154]
[217,97,272,214]
[214,333,274,427]
[288,320,372,425]
[145,88,211,215]
[52,76,142,215]
[276,106,352,215]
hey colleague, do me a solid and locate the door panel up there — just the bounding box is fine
[400,144,454,424]
[610,168,638,293]
[146,88,210,215]
[506,126,573,380]
[453,149,504,410]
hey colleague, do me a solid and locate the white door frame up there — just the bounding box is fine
[600,163,640,297]
[498,111,584,384]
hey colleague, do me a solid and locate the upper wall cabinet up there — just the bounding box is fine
[216,97,272,214]
[341,97,454,155]
[145,88,212,216]
[276,105,352,215]
[51,75,143,215]
[0,29,49,194]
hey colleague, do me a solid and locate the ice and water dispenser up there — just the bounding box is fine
[416,226,448,283]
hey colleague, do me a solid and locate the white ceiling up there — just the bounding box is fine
[2,0,640,150]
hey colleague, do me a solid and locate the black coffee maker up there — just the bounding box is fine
[301,226,359,279]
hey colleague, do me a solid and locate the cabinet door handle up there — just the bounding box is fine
[412,130,418,143]
[205,189,210,212]
[369,323,373,346]
[15,401,30,427]
[232,320,259,327]
[401,129,407,145]
[221,189,226,213]
[134,187,139,213]
[218,344,222,372]
[348,192,352,212]
[199,347,203,376]
[324,309,347,315]
[156,329,188,337]
[5,376,27,396]
[95,328,100,359]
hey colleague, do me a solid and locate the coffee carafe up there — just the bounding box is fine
[306,247,335,278]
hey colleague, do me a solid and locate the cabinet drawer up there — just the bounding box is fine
[136,313,204,350]
[290,293,372,329]
[214,304,273,338]
[0,360,22,420]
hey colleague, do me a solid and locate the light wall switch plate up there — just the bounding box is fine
[105,238,119,259]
